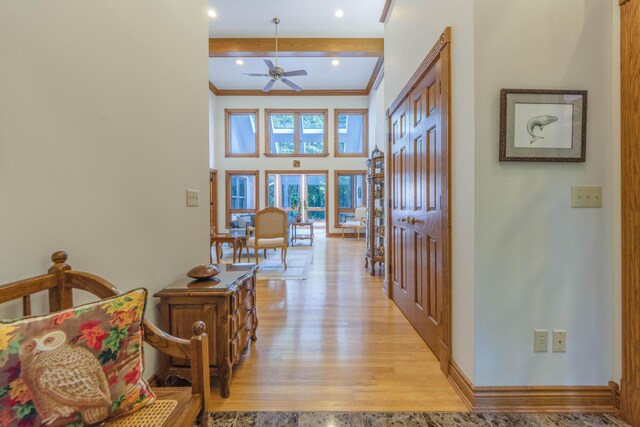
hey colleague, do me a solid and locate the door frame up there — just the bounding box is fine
[620,0,640,422]
[386,27,452,375]
[264,169,329,235]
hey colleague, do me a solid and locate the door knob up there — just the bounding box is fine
[399,217,407,223]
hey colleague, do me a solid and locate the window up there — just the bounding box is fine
[334,109,368,157]
[225,109,259,157]
[225,171,259,228]
[335,171,366,227]
[266,171,328,224]
[265,110,328,156]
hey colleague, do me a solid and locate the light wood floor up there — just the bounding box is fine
[208,236,467,412]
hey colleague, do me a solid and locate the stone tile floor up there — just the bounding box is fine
[206,411,629,427]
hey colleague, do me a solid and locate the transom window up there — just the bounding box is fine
[335,109,368,157]
[225,109,259,157]
[265,110,329,156]
[225,171,259,228]
[335,171,366,227]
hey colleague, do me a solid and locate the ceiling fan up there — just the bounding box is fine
[243,17,308,92]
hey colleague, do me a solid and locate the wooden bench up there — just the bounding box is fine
[0,251,211,427]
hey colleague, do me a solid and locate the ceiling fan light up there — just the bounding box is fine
[335,9,344,18]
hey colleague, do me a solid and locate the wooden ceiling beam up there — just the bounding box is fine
[211,89,369,97]
[209,38,384,58]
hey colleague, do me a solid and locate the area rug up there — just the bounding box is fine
[216,244,314,280]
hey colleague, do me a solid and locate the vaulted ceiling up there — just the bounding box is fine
[207,0,387,95]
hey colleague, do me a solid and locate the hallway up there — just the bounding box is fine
[208,236,466,412]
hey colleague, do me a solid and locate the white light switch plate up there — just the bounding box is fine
[571,186,602,208]
[186,190,199,207]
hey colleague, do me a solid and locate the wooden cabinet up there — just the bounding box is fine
[365,147,385,275]
[155,264,258,398]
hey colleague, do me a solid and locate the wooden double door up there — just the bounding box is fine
[388,42,450,363]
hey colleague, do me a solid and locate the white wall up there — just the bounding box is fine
[473,0,617,387]
[0,0,210,377]
[213,96,370,235]
[384,0,477,381]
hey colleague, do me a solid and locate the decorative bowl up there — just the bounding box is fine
[187,264,221,280]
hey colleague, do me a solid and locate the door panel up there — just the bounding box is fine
[390,58,445,357]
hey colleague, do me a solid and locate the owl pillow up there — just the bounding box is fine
[0,288,155,426]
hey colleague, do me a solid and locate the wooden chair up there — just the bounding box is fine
[0,251,211,427]
[341,205,367,240]
[246,207,289,269]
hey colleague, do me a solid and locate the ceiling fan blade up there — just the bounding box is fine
[263,79,277,92]
[281,78,302,92]
[243,73,271,77]
[282,70,307,77]
[264,59,275,71]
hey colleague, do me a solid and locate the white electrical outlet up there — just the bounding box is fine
[571,186,602,208]
[534,329,548,352]
[552,330,567,352]
[186,190,199,207]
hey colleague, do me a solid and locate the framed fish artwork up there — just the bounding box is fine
[499,89,587,162]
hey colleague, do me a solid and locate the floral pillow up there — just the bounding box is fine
[0,288,155,426]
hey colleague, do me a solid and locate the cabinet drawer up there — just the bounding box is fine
[231,316,253,364]
[231,299,252,336]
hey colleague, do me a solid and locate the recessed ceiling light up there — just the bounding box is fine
[334,9,344,18]
[235,59,244,65]
[208,9,217,18]
[332,59,340,66]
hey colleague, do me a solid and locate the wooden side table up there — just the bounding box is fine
[155,264,258,398]
[291,220,315,246]
[210,233,245,263]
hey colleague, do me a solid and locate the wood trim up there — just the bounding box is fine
[387,27,451,117]
[262,153,330,158]
[609,381,621,410]
[209,38,384,58]
[620,0,640,423]
[448,361,474,410]
[448,361,618,413]
[225,170,260,228]
[439,42,453,376]
[334,109,369,158]
[225,109,259,158]
[264,109,329,156]
[620,0,630,5]
[213,89,369,97]
[333,170,367,230]
[379,0,394,23]
[208,81,219,95]
[210,169,218,233]
[366,58,385,94]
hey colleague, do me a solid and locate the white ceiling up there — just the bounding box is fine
[209,57,379,91]
[208,0,385,38]
[207,1,385,92]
